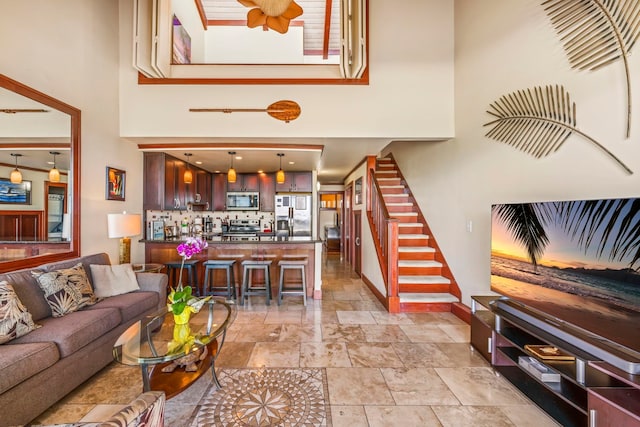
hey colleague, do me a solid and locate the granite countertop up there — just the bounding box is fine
[140,235,320,244]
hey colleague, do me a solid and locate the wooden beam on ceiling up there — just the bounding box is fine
[322,0,333,60]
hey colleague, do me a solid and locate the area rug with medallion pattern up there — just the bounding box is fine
[188,368,331,426]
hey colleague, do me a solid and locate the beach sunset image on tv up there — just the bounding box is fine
[490,197,640,353]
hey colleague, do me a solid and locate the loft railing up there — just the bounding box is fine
[367,162,399,311]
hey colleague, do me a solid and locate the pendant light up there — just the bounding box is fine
[183,153,193,184]
[10,153,23,184]
[49,151,61,183]
[276,153,285,184]
[227,151,237,183]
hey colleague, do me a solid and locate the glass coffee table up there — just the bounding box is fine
[113,298,236,399]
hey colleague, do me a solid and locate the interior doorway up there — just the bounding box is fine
[353,210,362,277]
[44,181,67,241]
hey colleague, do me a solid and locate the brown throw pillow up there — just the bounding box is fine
[33,263,98,317]
[0,280,39,344]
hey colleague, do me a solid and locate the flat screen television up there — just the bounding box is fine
[490,196,640,357]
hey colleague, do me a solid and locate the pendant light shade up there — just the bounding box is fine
[227,151,237,183]
[49,151,61,183]
[276,153,285,184]
[183,153,193,184]
[10,153,22,184]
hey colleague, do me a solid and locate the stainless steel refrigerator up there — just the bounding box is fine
[275,193,312,237]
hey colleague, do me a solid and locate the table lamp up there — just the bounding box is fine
[107,212,142,264]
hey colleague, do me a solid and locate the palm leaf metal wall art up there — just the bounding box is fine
[484,85,633,174]
[542,0,640,138]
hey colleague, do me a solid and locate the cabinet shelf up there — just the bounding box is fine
[496,365,588,427]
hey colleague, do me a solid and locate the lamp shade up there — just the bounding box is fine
[10,168,22,184]
[107,213,142,238]
[183,168,193,184]
[276,168,285,184]
[49,167,60,183]
[227,167,237,183]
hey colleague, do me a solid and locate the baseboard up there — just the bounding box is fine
[361,273,388,310]
[452,302,471,324]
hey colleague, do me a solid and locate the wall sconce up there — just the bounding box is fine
[10,153,23,184]
[183,153,193,184]
[276,153,285,184]
[227,151,237,183]
[107,212,142,264]
[49,151,61,183]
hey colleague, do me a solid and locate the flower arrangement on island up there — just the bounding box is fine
[167,237,210,323]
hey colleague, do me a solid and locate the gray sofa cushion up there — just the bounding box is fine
[0,342,59,394]
[12,308,121,358]
[84,291,159,323]
[0,269,52,321]
[40,253,111,285]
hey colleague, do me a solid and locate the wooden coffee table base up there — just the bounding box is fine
[146,339,219,399]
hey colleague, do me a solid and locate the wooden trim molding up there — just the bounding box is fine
[361,273,388,310]
[322,0,332,59]
[194,0,207,30]
[137,142,324,152]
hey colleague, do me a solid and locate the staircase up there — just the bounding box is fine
[371,157,460,313]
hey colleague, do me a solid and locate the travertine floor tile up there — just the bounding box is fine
[346,343,405,368]
[392,342,456,368]
[399,324,456,343]
[337,310,377,324]
[278,323,323,342]
[431,405,516,427]
[500,404,561,427]
[331,406,369,427]
[322,324,366,342]
[436,342,490,367]
[215,341,255,368]
[439,324,471,342]
[435,367,530,406]
[365,405,443,427]
[247,341,300,367]
[301,342,353,367]
[326,368,395,405]
[381,367,460,405]
[361,324,410,342]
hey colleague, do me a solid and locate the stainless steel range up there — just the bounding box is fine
[225,219,260,241]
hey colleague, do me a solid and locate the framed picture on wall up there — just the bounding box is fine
[354,177,363,205]
[0,178,32,205]
[106,167,125,201]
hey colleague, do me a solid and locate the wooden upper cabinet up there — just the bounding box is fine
[276,172,313,193]
[228,173,260,192]
[194,169,211,209]
[212,173,227,211]
[259,173,276,212]
[144,152,209,211]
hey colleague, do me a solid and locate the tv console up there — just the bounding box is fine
[471,296,640,427]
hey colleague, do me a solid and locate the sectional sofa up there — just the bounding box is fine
[0,253,167,427]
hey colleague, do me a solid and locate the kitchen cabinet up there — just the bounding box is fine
[193,169,211,209]
[227,173,260,192]
[0,211,43,241]
[143,152,206,211]
[276,172,313,193]
[259,173,276,212]
[212,173,227,211]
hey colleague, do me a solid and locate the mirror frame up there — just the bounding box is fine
[0,74,80,273]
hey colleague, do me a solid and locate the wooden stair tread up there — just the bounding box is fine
[387,202,413,206]
[399,293,459,303]
[399,275,450,284]
[399,260,442,267]
[399,246,435,252]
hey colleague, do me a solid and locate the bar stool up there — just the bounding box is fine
[215,253,245,294]
[240,259,273,306]
[277,257,307,306]
[202,259,237,299]
[165,259,200,295]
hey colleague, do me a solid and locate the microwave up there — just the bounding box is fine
[226,192,260,210]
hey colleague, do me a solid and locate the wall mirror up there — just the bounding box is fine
[0,74,80,273]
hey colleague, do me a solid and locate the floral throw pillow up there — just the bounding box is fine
[0,280,39,344]
[33,263,98,317]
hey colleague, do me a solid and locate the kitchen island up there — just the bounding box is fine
[142,236,323,300]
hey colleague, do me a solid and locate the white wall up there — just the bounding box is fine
[118,0,455,140]
[0,0,145,264]
[384,0,640,306]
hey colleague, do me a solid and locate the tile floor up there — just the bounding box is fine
[33,255,560,427]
